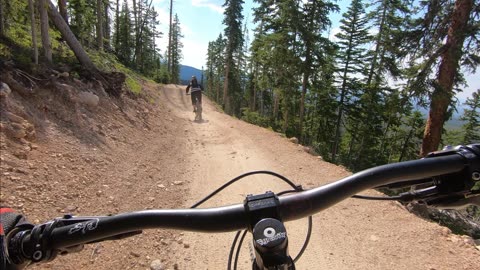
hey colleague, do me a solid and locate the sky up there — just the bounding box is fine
[151,0,478,101]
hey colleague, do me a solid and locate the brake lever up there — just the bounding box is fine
[417,144,480,209]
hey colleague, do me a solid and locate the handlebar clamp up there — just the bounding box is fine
[8,219,62,264]
[244,191,281,232]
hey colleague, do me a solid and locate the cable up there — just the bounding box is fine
[227,231,241,270]
[351,194,402,201]
[189,171,312,269]
[190,171,301,208]
[233,230,248,270]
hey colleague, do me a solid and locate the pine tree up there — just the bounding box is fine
[252,0,302,133]
[396,111,425,162]
[222,0,244,115]
[461,89,480,143]
[420,0,475,155]
[167,0,173,75]
[341,0,411,169]
[401,0,478,155]
[68,0,96,46]
[115,0,133,64]
[205,34,226,103]
[331,0,369,162]
[170,14,183,83]
[97,0,104,50]
[298,0,338,140]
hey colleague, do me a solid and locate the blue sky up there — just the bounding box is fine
[152,0,478,101]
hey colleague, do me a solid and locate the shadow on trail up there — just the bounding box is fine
[192,119,209,124]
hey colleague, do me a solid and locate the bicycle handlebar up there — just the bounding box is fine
[7,144,480,266]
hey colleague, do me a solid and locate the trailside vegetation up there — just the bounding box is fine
[0,0,182,86]
[204,0,480,172]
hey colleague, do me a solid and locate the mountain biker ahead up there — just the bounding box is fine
[186,76,203,113]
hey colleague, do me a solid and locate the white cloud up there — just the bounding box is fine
[155,6,171,27]
[328,27,341,42]
[182,38,208,68]
[181,24,194,37]
[191,0,224,14]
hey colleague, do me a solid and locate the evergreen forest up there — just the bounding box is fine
[205,0,480,172]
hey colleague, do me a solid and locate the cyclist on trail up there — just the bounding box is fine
[186,76,203,113]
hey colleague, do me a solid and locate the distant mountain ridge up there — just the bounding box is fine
[180,65,203,85]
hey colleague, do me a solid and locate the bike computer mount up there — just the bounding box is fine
[244,191,295,270]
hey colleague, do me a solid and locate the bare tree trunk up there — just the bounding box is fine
[273,92,279,121]
[168,0,173,74]
[420,0,473,156]
[29,0,38,64]
[58,0,68,23]
[299,1,316,140]
[132,0,138,64]
[46,0,97,71]
[38,0,52,63]
[0,0,4,36]
[216,80,220,103]
[104,1,111,50]
[115,0,119,51]
[223,37,233,114]
[96,0,103,50]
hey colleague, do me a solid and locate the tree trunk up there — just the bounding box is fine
[366,0,388,86]
[104,1,111,50]
[58,0,68,23]
[0,0,5,36]
[223,55,231,113]
[45,0,124,97]
[115,0,119,51]
[46,0,97,71]
[38,0,52,63]
[96,0,103,50]
[299,52,310,138]
[273,91,279,121]
[420,0,474,156]
[132,0,139,64]
[168,0,173,74]
[299,1,316,140]
[251,65,258,111]
[29,0,38,64]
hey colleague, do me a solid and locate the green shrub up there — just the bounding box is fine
[241,108,271,128]
[126,76,142,94]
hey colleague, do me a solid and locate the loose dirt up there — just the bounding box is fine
[1,83,479,270]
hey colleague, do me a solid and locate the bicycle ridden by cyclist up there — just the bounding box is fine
[185,76,203,113]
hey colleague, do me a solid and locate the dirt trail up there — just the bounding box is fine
[159,85,479,270]
[1,83,479,270]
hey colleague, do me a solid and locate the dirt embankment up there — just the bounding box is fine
[1,82,479,270]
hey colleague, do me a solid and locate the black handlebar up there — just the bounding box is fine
[7,144,480,266]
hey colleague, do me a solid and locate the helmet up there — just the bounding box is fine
[192,76,197,79]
